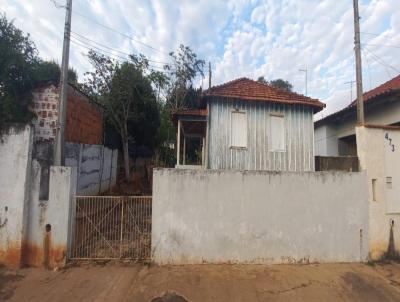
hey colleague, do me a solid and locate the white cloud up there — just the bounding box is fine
[1,0,399,117]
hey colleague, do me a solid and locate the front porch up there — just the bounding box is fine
[172,109,208,169]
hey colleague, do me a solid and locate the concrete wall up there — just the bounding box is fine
[23,164,77,268]
[152,168,369,264]
[208,99,315,171]
[357,126,400,260]
[315,99,400,156]
[0,125,78,268]
[0,125,33,267]
[65,142,118,195]
[314,124,339,156]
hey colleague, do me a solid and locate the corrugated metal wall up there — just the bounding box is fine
[208,98,315,171]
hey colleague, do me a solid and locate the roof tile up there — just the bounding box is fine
[203,78,325,111]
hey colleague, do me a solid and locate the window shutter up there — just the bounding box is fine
[270,115,285,151]
[231,111,247,148]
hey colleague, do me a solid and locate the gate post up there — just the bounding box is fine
[119,197,125,258]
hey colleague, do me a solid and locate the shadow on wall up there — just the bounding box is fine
[381,220,400,261]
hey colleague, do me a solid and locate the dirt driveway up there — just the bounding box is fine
[2,262,400,301]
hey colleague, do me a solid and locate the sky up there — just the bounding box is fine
[1,0,400,119]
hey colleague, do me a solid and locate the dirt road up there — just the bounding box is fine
[2,262,400,301]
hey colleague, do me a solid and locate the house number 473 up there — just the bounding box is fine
[385,133,395,152]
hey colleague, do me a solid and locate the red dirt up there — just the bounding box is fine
[2,262,400,301]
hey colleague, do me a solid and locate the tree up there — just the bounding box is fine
[33,60,78,84]
[0,14,37,131]
[83,50,159,180]
[164,44,205,109]
[257,77,293,92]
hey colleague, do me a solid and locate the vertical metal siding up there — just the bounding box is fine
[208,99,315,171]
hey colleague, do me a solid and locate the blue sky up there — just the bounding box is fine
[1,0,399,118]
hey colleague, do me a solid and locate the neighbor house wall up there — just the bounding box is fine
[208,100,315,171]
[0,126,33,267]
[32,84,103,144]
[152,168,369,264]
[315,100,400,156]
[314,124,338,156]
[65,142,118,195]
[356,126,400,260]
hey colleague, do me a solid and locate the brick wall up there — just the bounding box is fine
[65,85,103,145]
[32,83,103,145]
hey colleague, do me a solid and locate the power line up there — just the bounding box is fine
[364,43,400,50]
[70,37,176,73]
[73,11,168,55]
[360,31,382,36]
[71,31,171,65]
[51,0,169,55]
[362,46,392,79]
[363,47,400,74]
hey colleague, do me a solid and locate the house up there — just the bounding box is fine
[172,78,325,171]
[315,75,400,157]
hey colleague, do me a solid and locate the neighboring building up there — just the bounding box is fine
[172,78,325,171]
[315,75,400,156]
[31,81,117,196]
[32,82,103,144]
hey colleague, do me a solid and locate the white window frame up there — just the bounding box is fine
[269,113,286,152]
[230,109,247,149]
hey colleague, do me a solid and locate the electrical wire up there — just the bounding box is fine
[70,36,176,73]
[363,47,400,74]
[71,31,171,65]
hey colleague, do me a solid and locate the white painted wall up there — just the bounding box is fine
[0,126,78,268]
[314,124,339,156]
[0,126,33,267]
[357,126,400,260]
[24,162,77,267]
[65,142,118,195]
[153,168,369,264]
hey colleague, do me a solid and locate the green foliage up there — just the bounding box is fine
[0,14,37,130]
[0,14,79,131]
[164,44,205,109]
[33,60,78,84]
[257,76,293,92]
[83,50,160,148]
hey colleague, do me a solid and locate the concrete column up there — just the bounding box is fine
[47,166,77,268]
[176,119,181,166]
[183,135,186,165]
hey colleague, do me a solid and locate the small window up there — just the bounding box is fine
[270,114,285,151]
[387,177,392,189]
[231,111,247,148]
[372,179,377,201]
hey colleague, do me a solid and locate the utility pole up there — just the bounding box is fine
[299,68,307,96]
[54,0,73,165]
[208,61,212,89]
[344,80,356,102]
[353,0,364,125]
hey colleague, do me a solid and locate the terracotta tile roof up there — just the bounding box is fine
[360,74,400,104]
[171,108,208,126]
[203,78,325,112]
[171,108,208,117]
[316,74,400,125]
